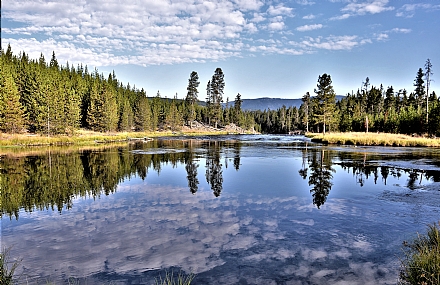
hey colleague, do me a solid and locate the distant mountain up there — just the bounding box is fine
[223,96,345,111]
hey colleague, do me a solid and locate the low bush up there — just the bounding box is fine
[399,221,440,285]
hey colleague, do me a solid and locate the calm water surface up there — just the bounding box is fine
[1,135,440,284]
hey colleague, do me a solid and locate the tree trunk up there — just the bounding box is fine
[365,115,369,133]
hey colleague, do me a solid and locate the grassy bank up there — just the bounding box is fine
[306,132,440,147]
[0,129,238,148]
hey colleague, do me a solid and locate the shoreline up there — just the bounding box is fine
[306,132,440,147]
[0,124,256,148]
[2,130,440,149]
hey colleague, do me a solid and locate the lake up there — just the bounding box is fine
[1,135,440,284]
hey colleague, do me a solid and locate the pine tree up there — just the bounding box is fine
[185,71,199,127]
[87,80,118,132]
[234,93,243,126]
[210,68,225,128]
[166,99,182,131]
[134,95,152,131]
[205,80,212,126]
[150,91,161,130]
[63,81,81,134]
[424,59,433,124]
[301,92,311,132]
[0,71,25,133]
[118,99,133,131]
[413,68,425,112]
[313,74,337,134]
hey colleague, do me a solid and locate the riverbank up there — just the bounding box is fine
[306,132,440,147]
[0,123,255,148]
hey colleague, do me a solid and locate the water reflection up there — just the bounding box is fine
[308,150,335,209]
[1,136,440,284]
[2,138,440,219]
[205,141,223,197]
[186,158,199,195]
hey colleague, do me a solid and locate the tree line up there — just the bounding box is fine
[1,44,438,136]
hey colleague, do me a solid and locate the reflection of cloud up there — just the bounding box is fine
[301,248,328,261]
[291,219,315,226]
[2,180,410,284]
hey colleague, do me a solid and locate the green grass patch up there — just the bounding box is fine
[399,221,440,285]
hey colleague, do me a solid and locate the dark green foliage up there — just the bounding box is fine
[313,73,337,134]
[134,95,152,131]
[1,46,189,135]
[428,100,440,137]
[0,68,25,133]
[208,68,224,128]
[166,99,182,131]
[399,222,440,285]
[185,71,199,126]
[414,67,425,108]
[87,79,118,132]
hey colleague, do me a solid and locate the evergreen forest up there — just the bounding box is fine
[1,44,439,136]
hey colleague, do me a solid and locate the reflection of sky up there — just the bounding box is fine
[3,147,440,284]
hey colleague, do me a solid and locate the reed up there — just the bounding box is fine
[155,270,195,285]
[399,221,440,285]
[306,132,440,147]
[0,247,21,285]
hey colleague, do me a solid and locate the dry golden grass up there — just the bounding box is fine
[0,128,245,149]
[306,132,440,147]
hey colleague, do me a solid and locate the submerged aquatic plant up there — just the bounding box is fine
[0,247,21,285]
[399,221,440,285]
[155,270,195,285]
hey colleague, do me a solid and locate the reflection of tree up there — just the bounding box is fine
[337,153,440,190]
[298,145,308,180]
[308,150,334,209]
[205,142,223,197]
[381,166,389,185]
[186,160,199,194]
[233,142,241,171]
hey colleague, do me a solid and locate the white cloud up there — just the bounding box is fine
[1,0,405,67]
[330,13,351,20]
[297,0,315,5]
[342,0,394,15]
[268,22,285,30]
[390,28,411,34]
[332,0,394,20]
[301,35,363,50]
[376,33,389,41]
[250,12,266,23]
[303,14,316,20]
[396,3,440,18]
[267,4,294,16]
[233,0,264,11]
[296,24,323,32]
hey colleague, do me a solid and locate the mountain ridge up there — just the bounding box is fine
[224,96,345,111]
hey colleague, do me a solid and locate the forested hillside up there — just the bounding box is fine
[1,45,439,136]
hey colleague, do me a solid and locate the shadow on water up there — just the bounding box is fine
[2,136,440,219]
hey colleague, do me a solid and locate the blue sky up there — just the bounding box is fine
[2,0,439,99]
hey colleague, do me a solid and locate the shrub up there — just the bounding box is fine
[399,221,440,285]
